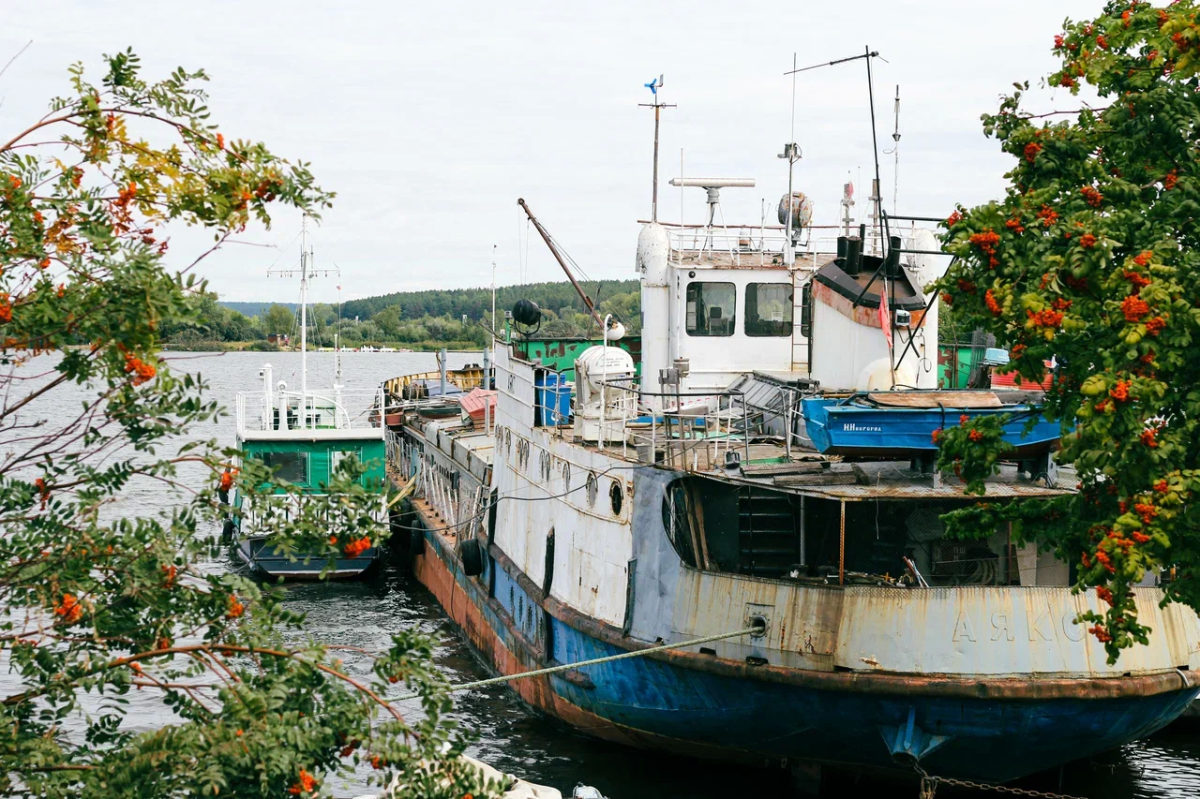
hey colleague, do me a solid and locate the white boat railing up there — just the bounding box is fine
[238,490,388,532]
[665,224,924,269]
[235,388,386,436]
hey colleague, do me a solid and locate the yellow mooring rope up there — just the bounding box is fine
[398,622,765,701]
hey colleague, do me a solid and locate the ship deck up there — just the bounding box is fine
[396,411,1070,505]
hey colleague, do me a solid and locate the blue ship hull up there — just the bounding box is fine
[803,397,1061,458]
[409,517,1199,783]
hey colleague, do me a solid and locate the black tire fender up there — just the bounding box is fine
[457,537,484,577]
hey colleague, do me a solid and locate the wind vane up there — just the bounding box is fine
[638,74,676,223]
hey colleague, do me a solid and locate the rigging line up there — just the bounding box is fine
[523,218,532,284]
[397,623,765,701]
[265,229,304,274]
[547,239,596,289]
[0,40,32,82]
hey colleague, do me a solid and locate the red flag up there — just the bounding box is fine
[878,280,893,350]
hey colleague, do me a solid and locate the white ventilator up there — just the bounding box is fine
[573,345,637,443]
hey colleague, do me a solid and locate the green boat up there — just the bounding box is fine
[228,227,387,580]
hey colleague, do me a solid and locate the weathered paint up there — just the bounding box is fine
[624,466,1200,678]
[396,344,1200,782]
[403,498,1199,782]
[491,426,633,628]
[491,345,634,628]
[835,585,1200,678]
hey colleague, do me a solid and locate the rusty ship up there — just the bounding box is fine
[381,75,1200,785]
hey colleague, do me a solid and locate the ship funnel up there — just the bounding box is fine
[636,223,671,411]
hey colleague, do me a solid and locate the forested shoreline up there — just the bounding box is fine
[167,279,641,350]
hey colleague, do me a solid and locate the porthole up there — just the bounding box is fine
[562,462,571,490]
[610,480,624,516]
[585,472,598,507]
[540,451,552,482]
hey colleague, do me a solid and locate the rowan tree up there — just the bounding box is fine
[938,1,1200,662]
[0,51,496,798]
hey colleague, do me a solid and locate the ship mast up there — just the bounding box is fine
[300,216,309,406]
[638,75,674,223]
[268,214,338,429]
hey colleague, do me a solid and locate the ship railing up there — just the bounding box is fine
[664,223,925,270]
[385,424,488,538]
[235,388,386,436]
[596,378,755,471]
[238,489,388,530]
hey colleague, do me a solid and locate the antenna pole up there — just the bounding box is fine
[786,53,796,265]
[491,245,497,334]
[865,46,884,255]
[653,102,661,222]
[639,75,675,223]
[300,216,308,425]
[892,85,901,216]
[517,198,603,329]
[778,53,802,266]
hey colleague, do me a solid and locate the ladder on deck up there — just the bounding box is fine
[738,487,798,578]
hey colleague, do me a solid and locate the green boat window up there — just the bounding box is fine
[330,449,361,481]
[746,282,793,337]
[685,282,736,337]
[261,451,308,484]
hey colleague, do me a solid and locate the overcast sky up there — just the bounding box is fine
[2,1,1101,304]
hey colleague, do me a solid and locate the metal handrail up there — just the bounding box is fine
[597,379,754,469]
[235,388,385,434]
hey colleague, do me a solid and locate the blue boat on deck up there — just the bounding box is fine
[802,390,1061,459]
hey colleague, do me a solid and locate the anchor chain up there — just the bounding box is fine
[914,763,1088,799]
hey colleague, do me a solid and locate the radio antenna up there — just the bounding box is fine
[638,74,676,223]
[889,85,901,215]
[786,47,886,253]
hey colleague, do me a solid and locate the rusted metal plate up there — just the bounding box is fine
[835,585,1200,678]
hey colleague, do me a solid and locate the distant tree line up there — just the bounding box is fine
[167,280,642,350]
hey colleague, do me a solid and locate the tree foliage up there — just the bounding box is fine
[200,281,643,351]
[0,51,495,797]
[938,1,1200,661]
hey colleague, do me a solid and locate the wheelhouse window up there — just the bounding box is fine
[261,451,308,484]
[685,282,736,337]
[746,282,793,337]
[328,449,362,485]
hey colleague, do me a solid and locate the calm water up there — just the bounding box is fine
[9,351,1200,798]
